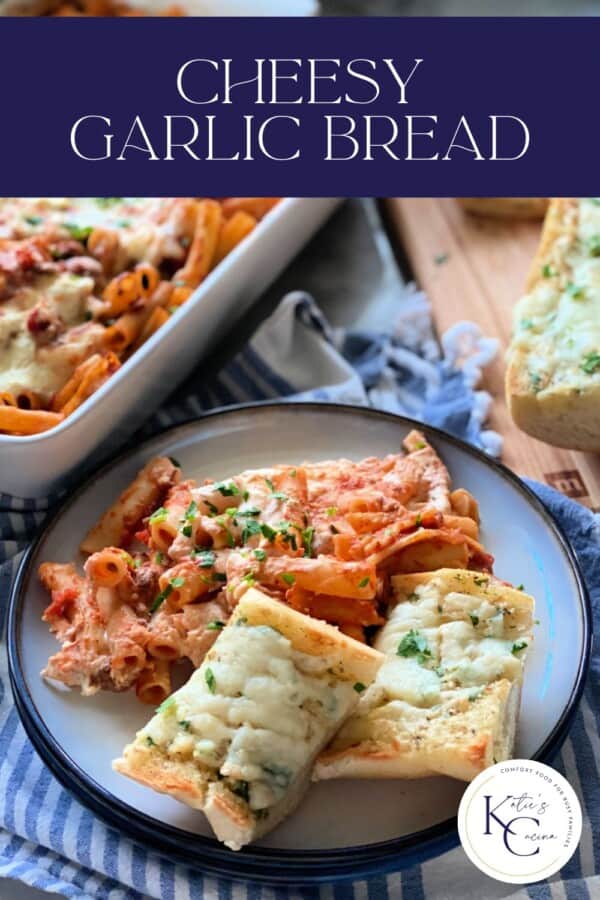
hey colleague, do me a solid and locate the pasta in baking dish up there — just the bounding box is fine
[39,431,495,706]
[0,197,280,435]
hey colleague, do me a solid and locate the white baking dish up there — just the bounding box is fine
[0,198,342,498]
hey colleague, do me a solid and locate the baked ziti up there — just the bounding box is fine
[0,198,280,435]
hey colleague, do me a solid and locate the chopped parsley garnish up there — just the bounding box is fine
[290,469,297,477]
[241,519,262,544]
[511,640,528,655]
[150,585,172,613]
[95,197,123,208]
[469,613,479,627]
[326,507,337,517]
[216,518,235,547]
[157,696,175,713]
[215,481,240,497]
[397,629,431,664]
[133,557,143,568]
[520,318,534,330]
[566,282,586,299]
[406,592,419,602]
[204,500,219,516]
[154,552,165,565]
[149,507,168,524]
[414,441,426,449]
[253,548,267,561]
[581,352,600,375]
[206,620,225,631]
[541,263,554,278]
[193,549,216,568]
[529,372,543,393]
[415,513,422,527]
[146,736,156,747]
[243,573,257,586]
[181,524,193,538]
[469,689,483,702]
[281,573,296,586]
[353,682,366,693]
[64,223,93,242]
[150,576,185,613]
[265,478,275,491]
[24,214,43,226]
[301,526,314,558]
[260,523,277,542]
[178,720,191,731]
[184,500,198,521]
[434,252,448,266]
[205,667,216,693]
[213,572,227,582]
[242,490,250,501]
[516,583,525,591]
[358,576,370,589]
[239,506,261,517]
[588,235,600,257]
[473,576,489,587]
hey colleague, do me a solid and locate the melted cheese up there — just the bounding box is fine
[142,622,356,811]
[0,198,186,267]
[0,272,97,397]
[511,198,600,391]
[334,572,532,742]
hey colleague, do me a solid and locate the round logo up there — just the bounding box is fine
[458,759,582,884]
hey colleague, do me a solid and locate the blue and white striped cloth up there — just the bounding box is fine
[0,292,598,900]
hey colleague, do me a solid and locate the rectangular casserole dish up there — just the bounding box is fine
[0,197,342,497]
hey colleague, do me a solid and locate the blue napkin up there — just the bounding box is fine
[0,292,597,900]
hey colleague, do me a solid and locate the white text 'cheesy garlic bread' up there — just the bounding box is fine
[114,588,383,850]
[314,569,534,784]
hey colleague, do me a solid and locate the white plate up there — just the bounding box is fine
[0,199,341,498]
[8,403,591,884]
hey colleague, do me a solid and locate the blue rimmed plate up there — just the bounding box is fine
[7,403,591,884]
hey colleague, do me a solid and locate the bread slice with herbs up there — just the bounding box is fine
[113,587,383,850]
[314,569,534,783]
[505,197,600,451]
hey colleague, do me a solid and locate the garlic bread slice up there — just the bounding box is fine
[315,569,533,783]
[114,587,383,849]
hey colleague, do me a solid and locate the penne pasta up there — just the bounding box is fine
[0,406,63,435]
[39,433,499,714]
[212,211,256,268]
[135,659,172,706]
[0,197,280,435]
[174,199,222,288]
[85,547,131,587]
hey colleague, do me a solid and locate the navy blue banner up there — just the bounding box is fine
[0,16,596,196]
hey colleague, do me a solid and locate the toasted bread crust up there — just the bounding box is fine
[458,198,548,220]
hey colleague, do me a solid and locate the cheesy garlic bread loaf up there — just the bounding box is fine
[506,198,600,451]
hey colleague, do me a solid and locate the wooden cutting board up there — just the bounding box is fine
[383,197,600,512]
